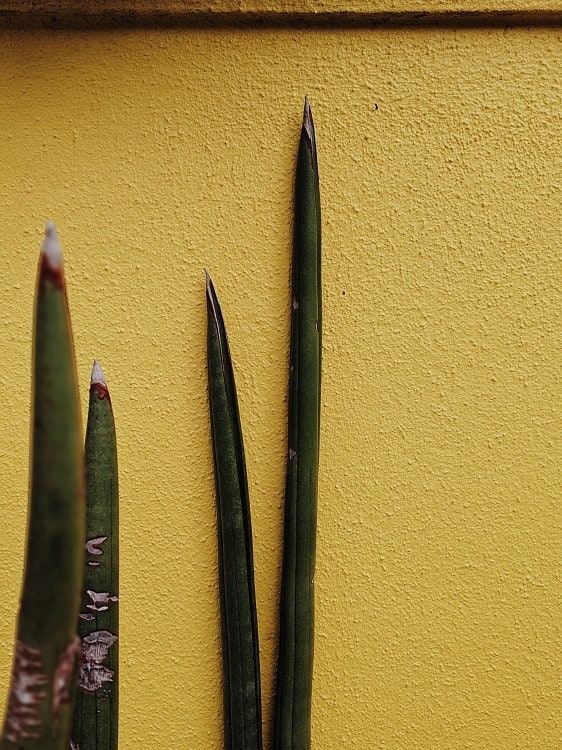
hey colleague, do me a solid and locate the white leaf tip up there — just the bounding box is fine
[91,360,107,387]
[41,221,63,268]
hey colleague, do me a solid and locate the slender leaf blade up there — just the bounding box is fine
[207,274,263,750]
[274,99,322,750]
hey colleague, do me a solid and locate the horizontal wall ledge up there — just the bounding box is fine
[0,1,560,29]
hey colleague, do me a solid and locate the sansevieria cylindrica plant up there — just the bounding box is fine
[71,362,119,750]
[274,98,321,750]
[206,273,263,750]
[1,223,85,750]
[206,100,321,750]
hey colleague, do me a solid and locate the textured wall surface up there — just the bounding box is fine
[0,23,559,750]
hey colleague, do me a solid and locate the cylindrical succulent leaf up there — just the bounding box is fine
[206,273,263,750]
[1,223,85,750]
[274,99,321,750]
[71,362,119,750]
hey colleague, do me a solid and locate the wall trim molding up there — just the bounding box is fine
[0,2,560,29]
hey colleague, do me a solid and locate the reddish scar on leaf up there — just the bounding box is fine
[79,631,118,693]
[39,252,65,290]
[3,642,48,744]
[86,590,118,612]
[86,536,107,556]
[92,383,109,400]
[52,637,81,722]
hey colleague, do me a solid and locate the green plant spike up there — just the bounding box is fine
[206,272,263,750]
[71,362,119,750]
[1,223,85,750]
[274,98,321,750]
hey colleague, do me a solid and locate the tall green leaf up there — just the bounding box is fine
[274,99,322,750]
[206,273,263,750]
[1,223,85,750]
[71,362,119,750]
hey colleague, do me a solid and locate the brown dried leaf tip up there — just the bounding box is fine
[4,641,48,744]
[303,96,316,152]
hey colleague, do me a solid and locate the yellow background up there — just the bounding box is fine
[0,15,560,750]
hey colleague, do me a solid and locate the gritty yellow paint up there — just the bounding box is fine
[0,23,559,750]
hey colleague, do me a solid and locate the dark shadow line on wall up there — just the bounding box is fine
[0,10,561,31]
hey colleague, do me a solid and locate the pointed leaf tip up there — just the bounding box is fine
[91,360,107,387]
[205,272,222,326]
[41,221,63,268]
[302,96,316,149]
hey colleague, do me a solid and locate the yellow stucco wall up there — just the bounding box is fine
[0,17,559,750]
